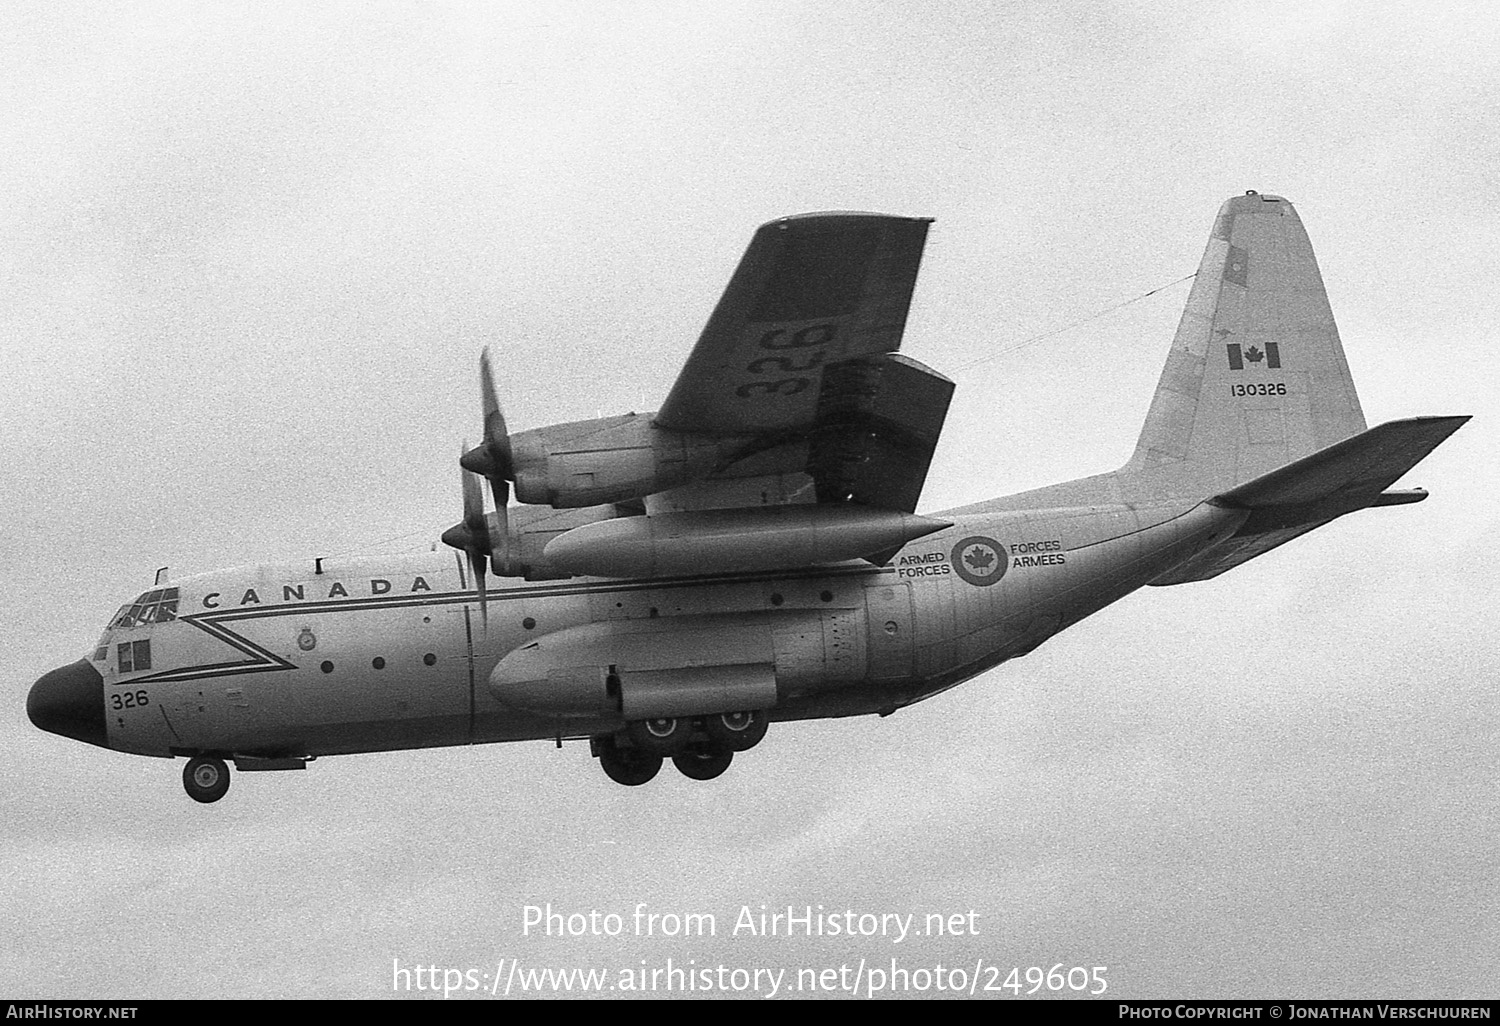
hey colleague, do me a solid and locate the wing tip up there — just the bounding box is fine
[882,351,956,385]
[763,211,934,230]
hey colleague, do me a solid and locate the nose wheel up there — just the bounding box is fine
[183,756,230,803]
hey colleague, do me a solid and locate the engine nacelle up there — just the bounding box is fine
[487,503,624,580]
[489,611,865,719]
[508,413,725,508]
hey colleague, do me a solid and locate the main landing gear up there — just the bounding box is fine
[592,711,768,786]
[673,745,733,781]
[183,755,231,803]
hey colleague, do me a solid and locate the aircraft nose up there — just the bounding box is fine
[27,658,108,748]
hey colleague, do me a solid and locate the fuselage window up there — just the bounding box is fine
[117,639,151,673]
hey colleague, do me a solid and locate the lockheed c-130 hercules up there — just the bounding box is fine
[28,192,1468,802]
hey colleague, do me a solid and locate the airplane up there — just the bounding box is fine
[27,192,1468,803]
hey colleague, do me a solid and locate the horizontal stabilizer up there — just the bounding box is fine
[1151,415,1468,585]
[1216,416,1469,514]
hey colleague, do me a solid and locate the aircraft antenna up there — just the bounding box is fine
[953,272,1196,372]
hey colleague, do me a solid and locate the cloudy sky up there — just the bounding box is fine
[3,0,1496,1000]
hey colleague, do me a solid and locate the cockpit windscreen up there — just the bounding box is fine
[110,588,180,629]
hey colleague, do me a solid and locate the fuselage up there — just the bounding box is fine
[43,498,1245,763]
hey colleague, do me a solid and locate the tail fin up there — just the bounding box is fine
[968,193,1466,529]
[1123,191,1367,499]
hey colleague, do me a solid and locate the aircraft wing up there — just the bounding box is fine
[655,212,933,436]
[652,212,949,514]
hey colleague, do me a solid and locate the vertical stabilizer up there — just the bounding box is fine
[1123,192,1367,499]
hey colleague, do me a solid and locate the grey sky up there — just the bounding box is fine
[3,0,1496,999]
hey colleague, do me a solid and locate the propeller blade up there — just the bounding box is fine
[448,354,519,606]
[490,477,510,575]
[469,548,488,631]
[452,440,491,630]
[479,346,513,479]
[461,459,485,530]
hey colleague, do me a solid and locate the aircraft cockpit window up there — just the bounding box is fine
[110,588,180,628]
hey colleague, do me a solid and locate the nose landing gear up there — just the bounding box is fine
[182,755,230,804]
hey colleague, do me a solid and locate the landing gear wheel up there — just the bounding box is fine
[673,745,733,781]
[702,710,768,752]
[183,756,230,803]
[625,717,690,756]
[597,737,663,786]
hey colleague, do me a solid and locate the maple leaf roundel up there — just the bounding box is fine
[951,535,1008,587]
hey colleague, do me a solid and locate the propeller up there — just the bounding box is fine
[445,349,520,627]
[441,442,494,628]
[459,346,513,572]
